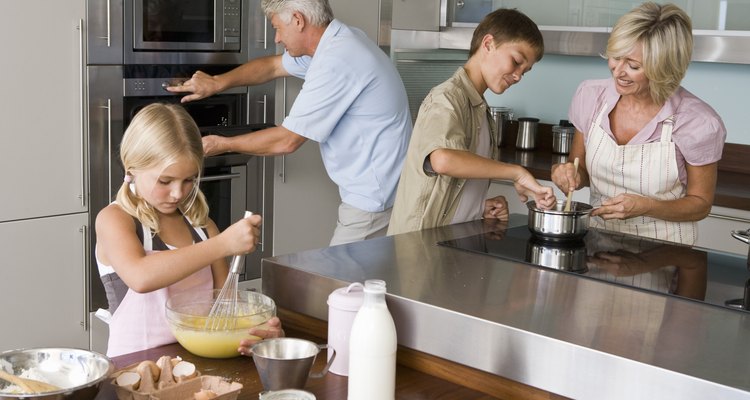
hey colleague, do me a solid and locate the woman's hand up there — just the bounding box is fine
[591,194,653,220]
[238,317,285,356]
[551,161,580,194]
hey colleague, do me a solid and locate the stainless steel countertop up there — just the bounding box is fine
[262,215,750,399]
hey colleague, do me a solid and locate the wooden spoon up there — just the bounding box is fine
[0,370,61,394]
[564,157,580,212]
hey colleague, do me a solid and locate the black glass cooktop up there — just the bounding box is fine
[438,225,750,313]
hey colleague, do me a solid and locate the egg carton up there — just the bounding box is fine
[150,376,242,400]
[113,375,241,400]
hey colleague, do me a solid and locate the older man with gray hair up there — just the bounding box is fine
[168,0,412,245]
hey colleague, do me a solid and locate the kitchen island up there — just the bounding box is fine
[262,214,750,400]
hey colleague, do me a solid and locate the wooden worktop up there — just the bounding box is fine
[501,121,750,212]
[92,325,502,400]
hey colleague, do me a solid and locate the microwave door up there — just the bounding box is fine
[132,0,227,51]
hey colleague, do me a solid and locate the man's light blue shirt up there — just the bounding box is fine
[281,19,412,212]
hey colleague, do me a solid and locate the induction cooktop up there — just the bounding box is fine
[438,225,750,313]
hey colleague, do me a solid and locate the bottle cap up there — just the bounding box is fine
[327,282,364,311]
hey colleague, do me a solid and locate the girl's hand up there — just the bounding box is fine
[220,214,263,256]
[238,317,285,356]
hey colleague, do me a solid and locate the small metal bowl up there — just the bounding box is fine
[0,348,113,400]
[527,200,593,241]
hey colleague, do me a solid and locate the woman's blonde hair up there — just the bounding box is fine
[116,103,209,233]
[605,2,693,105]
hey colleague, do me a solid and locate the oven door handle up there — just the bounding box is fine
[201,172,242,182]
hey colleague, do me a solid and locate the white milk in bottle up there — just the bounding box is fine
[347,279,397,400]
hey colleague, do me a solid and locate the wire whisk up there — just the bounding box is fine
[205,211,253,331]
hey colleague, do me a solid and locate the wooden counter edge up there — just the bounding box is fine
[278,307,568,400]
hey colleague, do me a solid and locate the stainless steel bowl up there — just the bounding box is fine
[527,200,593,240]
[0,348,113,400]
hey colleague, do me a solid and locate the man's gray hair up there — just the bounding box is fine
[261,0,334,26]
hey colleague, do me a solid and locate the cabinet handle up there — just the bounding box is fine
[78,19,87,207]
[280,78,287,183]
[260,158,266,252]
[708,212,750,224]
[80,225,90,331]
[256,17,268,49]
[263,17,268,50]
[98,0,111,46]
[99,99,113,201]
[257,94,268,124]
[201,172,242,182]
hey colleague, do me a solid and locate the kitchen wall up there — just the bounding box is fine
[486,54,750,144]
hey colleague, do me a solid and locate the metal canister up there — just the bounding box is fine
[489,106,513,147]
[259,389,317,399]
[515,117,539,150]
[552,125,575,154]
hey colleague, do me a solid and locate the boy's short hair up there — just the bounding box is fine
[469,8,544,60]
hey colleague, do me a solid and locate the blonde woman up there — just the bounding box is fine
[95,103,281,357]
[551,2,726,245]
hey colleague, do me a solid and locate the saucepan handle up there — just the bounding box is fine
[310,344,336,379]
[731,229,750,244]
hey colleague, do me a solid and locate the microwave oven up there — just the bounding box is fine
[124,0,257,64]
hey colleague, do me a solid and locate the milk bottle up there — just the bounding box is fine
[347,279,397,400]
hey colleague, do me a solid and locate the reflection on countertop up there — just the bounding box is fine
[437,225,745,309]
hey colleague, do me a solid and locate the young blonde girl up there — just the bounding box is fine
[95,103,280,357]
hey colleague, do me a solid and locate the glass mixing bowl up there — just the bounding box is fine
[166,289,276,359]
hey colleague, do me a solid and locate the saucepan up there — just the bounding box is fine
[526,200,594,241]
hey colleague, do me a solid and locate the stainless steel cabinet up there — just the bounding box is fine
[0,1,87,223]
[393,0,750,64]
[86,0,124,64]
[272,77,340,255]
[0,0,88,349]
[0,214,90,349]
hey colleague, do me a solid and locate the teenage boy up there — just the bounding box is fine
[388,9,555,235]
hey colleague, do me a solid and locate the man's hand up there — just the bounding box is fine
[202,135,230,157]
[165,71,222,103]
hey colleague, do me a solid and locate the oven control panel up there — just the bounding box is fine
[123,78,246,97]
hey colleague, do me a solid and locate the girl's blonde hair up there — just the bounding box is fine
[116,103,209,233]
[605,2,693,105]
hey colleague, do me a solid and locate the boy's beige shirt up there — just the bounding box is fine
[388,67,497,235]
